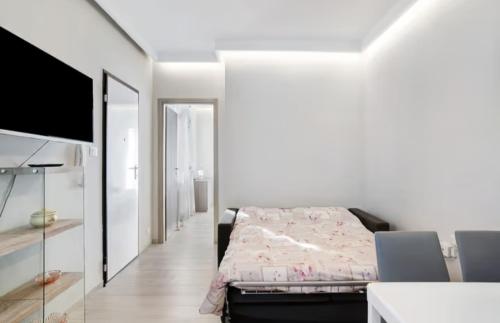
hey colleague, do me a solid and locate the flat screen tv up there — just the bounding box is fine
[0,26,94,143]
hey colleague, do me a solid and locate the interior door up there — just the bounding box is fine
[103,73,139,283]
[165,106,178,235]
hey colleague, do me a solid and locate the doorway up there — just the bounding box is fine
[102,72,140,284]
[157,99,218,243]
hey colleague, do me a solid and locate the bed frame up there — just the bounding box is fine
[218,208,390,323]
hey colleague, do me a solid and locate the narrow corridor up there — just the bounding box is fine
[86,213,219,323]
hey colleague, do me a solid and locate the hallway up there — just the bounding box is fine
[85,213,219,323]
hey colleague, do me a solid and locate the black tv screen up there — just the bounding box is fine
[0,26,94,143]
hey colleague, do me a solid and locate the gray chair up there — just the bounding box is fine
[455,231,500,282]
[375,231,450,282]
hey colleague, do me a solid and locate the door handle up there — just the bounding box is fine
[129,165,139,180]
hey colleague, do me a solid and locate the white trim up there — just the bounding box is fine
[93,0,423,61]
[0,129,93,145]
[93,0,159,60]
[156,99,220,244]
[361,0,420,51]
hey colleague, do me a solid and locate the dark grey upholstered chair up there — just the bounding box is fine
[455,231,500,282]
[375,231,450,282]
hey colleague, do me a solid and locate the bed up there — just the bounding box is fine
[201,207,390,323]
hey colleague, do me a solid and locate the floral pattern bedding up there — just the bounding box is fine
[200,206,378,315]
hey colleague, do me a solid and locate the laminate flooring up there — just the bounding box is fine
[85,212,220,323]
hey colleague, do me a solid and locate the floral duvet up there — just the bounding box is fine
[200,206,379,315]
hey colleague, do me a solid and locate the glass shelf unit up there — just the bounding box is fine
[0,166,85,323]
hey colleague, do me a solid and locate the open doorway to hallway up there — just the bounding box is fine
[160,101,217,242]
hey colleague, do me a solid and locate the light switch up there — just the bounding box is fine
[89,146,99,157]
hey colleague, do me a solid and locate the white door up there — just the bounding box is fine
[165,107,178,234]
[104,75,139,282]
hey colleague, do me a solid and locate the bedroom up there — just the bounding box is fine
[0,0,499,322]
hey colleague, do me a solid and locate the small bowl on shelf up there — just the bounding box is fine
[34,270,62,285]
[30,209,58,228]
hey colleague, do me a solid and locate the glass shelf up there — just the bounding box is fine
[0,166,82,176]
[0,165,85,322]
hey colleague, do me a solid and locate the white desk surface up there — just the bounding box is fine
[367,282,500,323]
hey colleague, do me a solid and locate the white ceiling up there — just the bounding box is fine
[94,0,417,61]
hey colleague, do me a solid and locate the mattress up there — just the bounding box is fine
[200,206,379,315]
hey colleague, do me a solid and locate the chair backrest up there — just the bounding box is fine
[455,231,500,282]
[375,231,450,282]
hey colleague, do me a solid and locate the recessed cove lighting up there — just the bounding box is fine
[217,50,361,63]
[364,0,441,54]
[156,62,223,70]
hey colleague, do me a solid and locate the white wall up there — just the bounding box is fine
[364,0,500,277]
[154,55,365,221]
[154,63,226,100]
[191,106,215,207]
[223,53,365,211]
[192,106,214,180]
[0,0,154,291]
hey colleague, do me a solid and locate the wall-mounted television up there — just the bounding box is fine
[0,26,94,144]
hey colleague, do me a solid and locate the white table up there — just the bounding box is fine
[367,283,500,323]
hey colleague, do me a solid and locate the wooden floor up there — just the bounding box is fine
[85,213,220,323]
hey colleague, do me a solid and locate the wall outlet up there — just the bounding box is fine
[441,241,458,259]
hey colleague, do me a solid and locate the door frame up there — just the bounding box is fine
[102,71,140,286]
[156,98,219,243]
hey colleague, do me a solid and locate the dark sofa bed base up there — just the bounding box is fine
[225,286,367,323]
[219,207,390,323]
